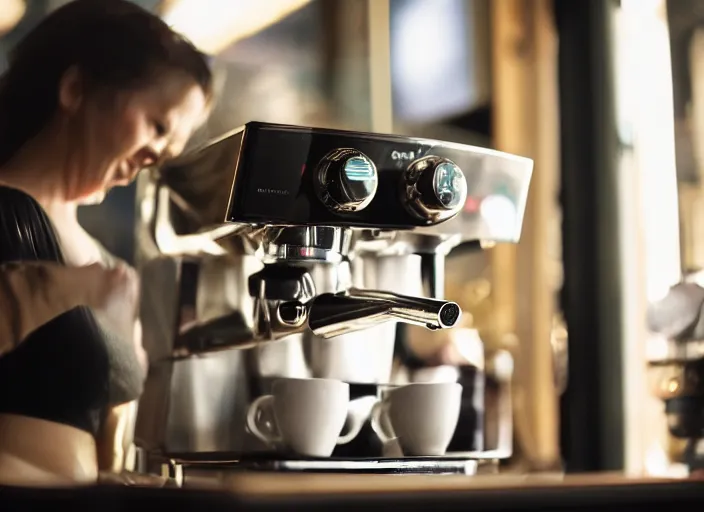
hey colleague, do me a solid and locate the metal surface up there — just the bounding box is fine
[262,226,353,264]
[401,156,468,224]
[157,123,532,243]
[307,288,461,338]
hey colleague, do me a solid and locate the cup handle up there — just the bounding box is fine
[336,396,377,445]
[246,395,282,445]
[337,411,364,446]
[369,401,394,444]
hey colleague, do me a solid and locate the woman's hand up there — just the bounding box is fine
[58,262,138,315]
[77,263,149,376]
[132,318,148,374]
[75,263,144,362]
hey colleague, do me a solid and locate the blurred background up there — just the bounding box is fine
[0,0,697,476]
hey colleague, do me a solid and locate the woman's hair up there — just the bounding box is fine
[0,0,213,165]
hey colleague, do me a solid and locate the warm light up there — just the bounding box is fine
[162,0,312,55]
[621,0,680,304]
[666,377,680,394]
[645,442,689,478]
[0,0,25,35]
[614,0,681,477]
[479,194,517,240]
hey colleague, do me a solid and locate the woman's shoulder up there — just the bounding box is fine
[0,185,47,215]
[0,184,54,230]
[0,184,37,199]
[0,185,62,262]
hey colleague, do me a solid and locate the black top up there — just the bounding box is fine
[0,186,141,435]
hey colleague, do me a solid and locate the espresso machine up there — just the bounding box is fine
[647,274,704,473]
[132,122,532,479]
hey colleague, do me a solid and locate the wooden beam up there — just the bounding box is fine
[490,0,561,470]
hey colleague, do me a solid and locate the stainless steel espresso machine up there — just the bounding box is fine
[132,122,532,478]
[647,274,704,474]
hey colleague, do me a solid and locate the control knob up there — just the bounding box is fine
[401,155,468,224]
[314,148,378,213]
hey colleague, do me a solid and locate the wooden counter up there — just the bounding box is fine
[0,472,702,511]
[220,471,678,495]
[218,472,704,510]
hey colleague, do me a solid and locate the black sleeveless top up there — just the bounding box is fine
[0,186,140,435]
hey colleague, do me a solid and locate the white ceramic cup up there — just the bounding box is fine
[246,377,362,458]
[370,382,462,456]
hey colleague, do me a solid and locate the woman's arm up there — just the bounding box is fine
[73,221,149,378]
[47,202,150,473]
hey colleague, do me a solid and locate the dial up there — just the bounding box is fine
[401,155,468,224]
[314,148,378,213]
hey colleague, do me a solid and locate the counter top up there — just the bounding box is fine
[1,472,703,511]
[219,471,687,495]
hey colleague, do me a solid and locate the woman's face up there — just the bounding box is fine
[61,69,209,201]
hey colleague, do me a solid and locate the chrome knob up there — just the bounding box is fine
[314,148,378,213]
[401,155,468,224]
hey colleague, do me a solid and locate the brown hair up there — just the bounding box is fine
[0,0,213,165]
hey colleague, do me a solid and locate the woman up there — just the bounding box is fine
[0,0,212,486]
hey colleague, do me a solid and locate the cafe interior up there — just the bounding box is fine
[2,0,704,509]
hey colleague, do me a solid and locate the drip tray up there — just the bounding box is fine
[164,452,493,476]
[242,456,478,475]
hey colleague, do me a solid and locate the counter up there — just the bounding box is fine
[1,473,703,511]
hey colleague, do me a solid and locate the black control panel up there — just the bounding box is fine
[217,122,531,235]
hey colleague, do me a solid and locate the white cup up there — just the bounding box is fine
[371,382,462,456]
[246,377,362,458]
